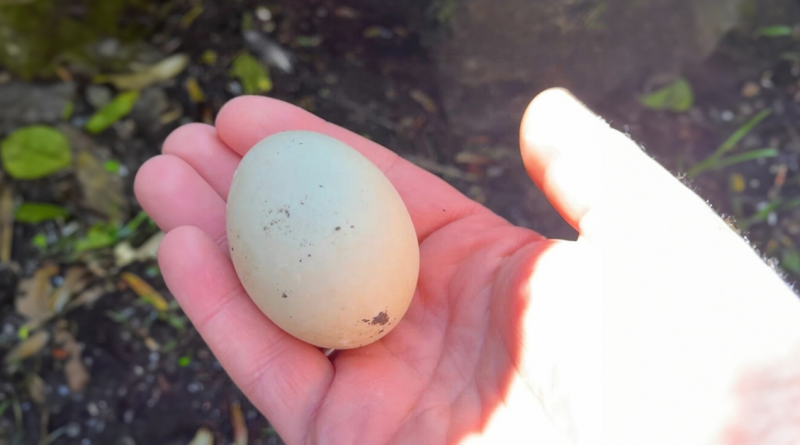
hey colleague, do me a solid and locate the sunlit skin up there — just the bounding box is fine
[135,88,800,444]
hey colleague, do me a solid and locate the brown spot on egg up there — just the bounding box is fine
[282,293,288,299]
[370,311,389,326]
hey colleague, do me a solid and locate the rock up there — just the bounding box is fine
[85,85,113,110]
[432,0,748,134]
[129,87,169,134]
[0,82,75,134]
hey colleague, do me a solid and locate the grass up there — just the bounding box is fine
[687,109,776,178]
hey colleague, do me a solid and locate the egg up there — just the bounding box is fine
[226,131,420,350]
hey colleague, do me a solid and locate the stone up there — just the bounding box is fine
[432,0,749,134]
[0,82,75,134]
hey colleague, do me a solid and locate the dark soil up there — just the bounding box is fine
[3,1,800,444]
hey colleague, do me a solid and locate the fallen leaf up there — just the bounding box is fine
[243,30,294,74]
[121,272,168,312]
[189,428,214,445]
[14,203,69,224]
[65,285,106,312]
[114,231,165,267]
[85,90,141,134]
[640,78,694,113]
[74,150,128,222]
[185,77,207,103]
[95,54,190,90]
[54,328,89,392]
[180,4,205,29]
[26,374,46,405]
[0,184,12,263]
[229,52,273,95]
[15,264,58,324]
[231,400,248,445]
[0,125,72,179]
[754,25,794,38]
[74,222,119,253]
[409,89,439,113]
[4,330,50,364]
[48,266,90,315]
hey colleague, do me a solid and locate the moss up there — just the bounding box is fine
[0,0,154,79]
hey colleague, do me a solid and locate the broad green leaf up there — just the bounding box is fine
[229,52,273,95]
[640,78,694,112]
[85,90,140,134]
[73,222,119,253]
[15,203,69,223]
[755,25,793,37]
[0,125,72,179]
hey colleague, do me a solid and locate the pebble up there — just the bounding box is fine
[741,81,760,98]
[57,385,70,396]
[86,85,113,109]
[87,402,99,417]
[187,382,204,393]
[66,422,81,438]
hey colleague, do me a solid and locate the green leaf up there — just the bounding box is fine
[61,100,74,120]
[640,78,694,112]
[85,90,140,134]
[229,52,273,95]
[0,400,9,418]
[103,160,121,173]
[688,148,779,177]
[15,203,69,223]
[31,233,48,250]
[687,110,773,178]
[74,222,119,253]
[717,110,772,154]
[781,249,800,275]
[754,25,793,38]
[0,125,72,179]
[178,356,191,367]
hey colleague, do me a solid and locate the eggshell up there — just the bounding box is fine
[226,131,420,349]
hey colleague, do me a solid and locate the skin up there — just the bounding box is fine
[135,88,800,445]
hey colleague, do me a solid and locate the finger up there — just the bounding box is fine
[159,226,332,444]
[162,123,241,200]
[215,96,488,240]
[519,88,720,236]
[134,155,228,247]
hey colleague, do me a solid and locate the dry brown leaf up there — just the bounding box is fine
[27,374,46,405]
[0,184,13,264]
[75,150,127,223]
[54,328,89,392]
[121,272,168,312]
[48,266,90,315]
[15,264,58,324]
[189,428,214,445]
[4,330,50,364]
[65,285,106,312]
[409,89,439,113]
[231,400,248,445]
[98,54,190,90]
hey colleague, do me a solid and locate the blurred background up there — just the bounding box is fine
[1,0,800,443]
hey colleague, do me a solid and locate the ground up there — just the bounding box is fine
[2,1,800,444]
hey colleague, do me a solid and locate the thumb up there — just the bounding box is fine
[519,88,723,238]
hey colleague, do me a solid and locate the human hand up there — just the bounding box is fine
[134,88,800,445]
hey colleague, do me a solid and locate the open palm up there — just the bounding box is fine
[134,90,572,444]
[135,88,800,445]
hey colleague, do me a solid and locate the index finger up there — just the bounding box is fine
[215,96,488,241]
